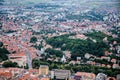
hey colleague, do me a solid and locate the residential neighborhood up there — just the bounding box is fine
[0,0,120,80]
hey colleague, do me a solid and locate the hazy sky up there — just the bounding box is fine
[4,0,120,7]
[5,0,119,3]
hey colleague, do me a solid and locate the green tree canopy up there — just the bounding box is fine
[0,42,10,62]
[30,36,37,43]
[0,42,3,47]
[3,61,18,68]
[45,48,63,58]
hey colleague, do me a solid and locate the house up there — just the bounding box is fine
[90,61,96,65]
[0,68,24,80]
[111,58,117,64]
[44,45,52,49]
[113,41,117,45]
[101,64,106,67]
[74,72,96,80]
[0,72,12,80]
[84,53,91,59]
[63,51,71,59]
[107,65,111,68]
[77,57,81,61]
[103,37,108,43]
[112,64,119,69]
[104,51,113,55]
[101,56,110,61]
[69,61,76,65]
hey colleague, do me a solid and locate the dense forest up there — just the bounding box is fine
[46,31,113,58]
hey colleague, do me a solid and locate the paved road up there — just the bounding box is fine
[21,45,32,69]
[25,50,32,69]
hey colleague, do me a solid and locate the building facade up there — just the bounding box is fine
[39,65,49,76]
[53,69,71,80]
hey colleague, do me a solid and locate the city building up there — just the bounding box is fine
[74,72,96,80]
[39,65,49,76]
[53,69,71,80]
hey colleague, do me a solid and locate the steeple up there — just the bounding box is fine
[61,55,66,63]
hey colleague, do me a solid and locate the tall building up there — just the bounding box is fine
[39,65,49,76]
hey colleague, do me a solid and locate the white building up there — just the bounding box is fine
[61,55,67,63]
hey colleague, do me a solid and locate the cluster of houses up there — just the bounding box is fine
[0,65,119,80]
[0,1,120,80]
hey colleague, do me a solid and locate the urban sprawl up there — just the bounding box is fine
[0,0,120,80]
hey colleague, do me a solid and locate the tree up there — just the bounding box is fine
[0,47,10,62]
[30,36,37,43]
[0,47,10,54]
[46,32,110,58]
[34,44,43,50]
[0,53,8,62]
[32,59,40,69]
[45,48,63,58]
[3,61,18,68]
[0,42,3,47]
